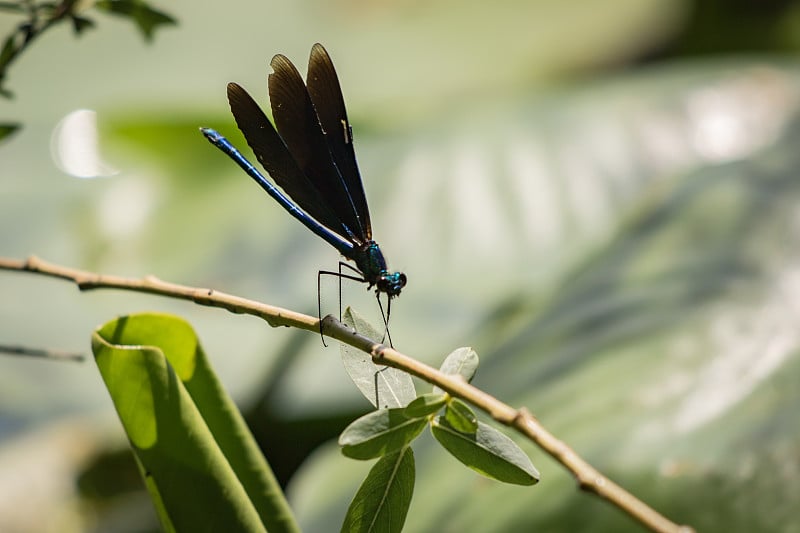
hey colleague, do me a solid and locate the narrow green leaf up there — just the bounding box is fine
[431,417,539,486]
[339,408,427,460]
[0,34,17,70]
[0,123,20,142]
[341,448,415,533]
[341,307,416,408]
[93,312,299,532]
[404,392,447,418]
[70,14,96,35]
[433,347,479,394]
[94,0,176,41]
[444,398,478,433]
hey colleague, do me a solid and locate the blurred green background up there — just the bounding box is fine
[2,0,800,531]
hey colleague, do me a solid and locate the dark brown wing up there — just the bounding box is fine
[226,82,348,239]
[269,52,366,245]
[306,43,372,240]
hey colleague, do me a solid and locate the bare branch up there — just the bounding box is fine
[0,343,84,362]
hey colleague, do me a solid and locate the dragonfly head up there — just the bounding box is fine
[377,271,407,298]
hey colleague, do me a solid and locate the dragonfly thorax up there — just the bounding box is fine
[355,241,406,298]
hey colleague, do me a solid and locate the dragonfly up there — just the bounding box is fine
[201,43,406,345]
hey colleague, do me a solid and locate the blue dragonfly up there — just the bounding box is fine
[201,43,406,345]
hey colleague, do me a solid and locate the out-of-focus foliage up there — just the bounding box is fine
[286,61,800,532]
[0,122,19,142]
[653,0,800,57]
[0,0,174,129]
[94,0,176,41]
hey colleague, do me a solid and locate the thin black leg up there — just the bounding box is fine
[318,268,364,346]
[317,270,327,347]
[375,293,394,348]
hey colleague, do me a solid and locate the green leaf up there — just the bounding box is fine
[341,448,415,533]
[0,123,20,142]
[431,417,539,486]
[94,0,176,41]
[70,14,96,35]
[444,398,478,433]
[403,392,447,418]
[92,312,299,533]
[340,307,416,408]
[339,408,427,460]
[433,347,479,394]
[0,33,17,72]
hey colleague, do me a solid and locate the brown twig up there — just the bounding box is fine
[0,343,84,362]
[0,1,81,96]
[0,255,693,533]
